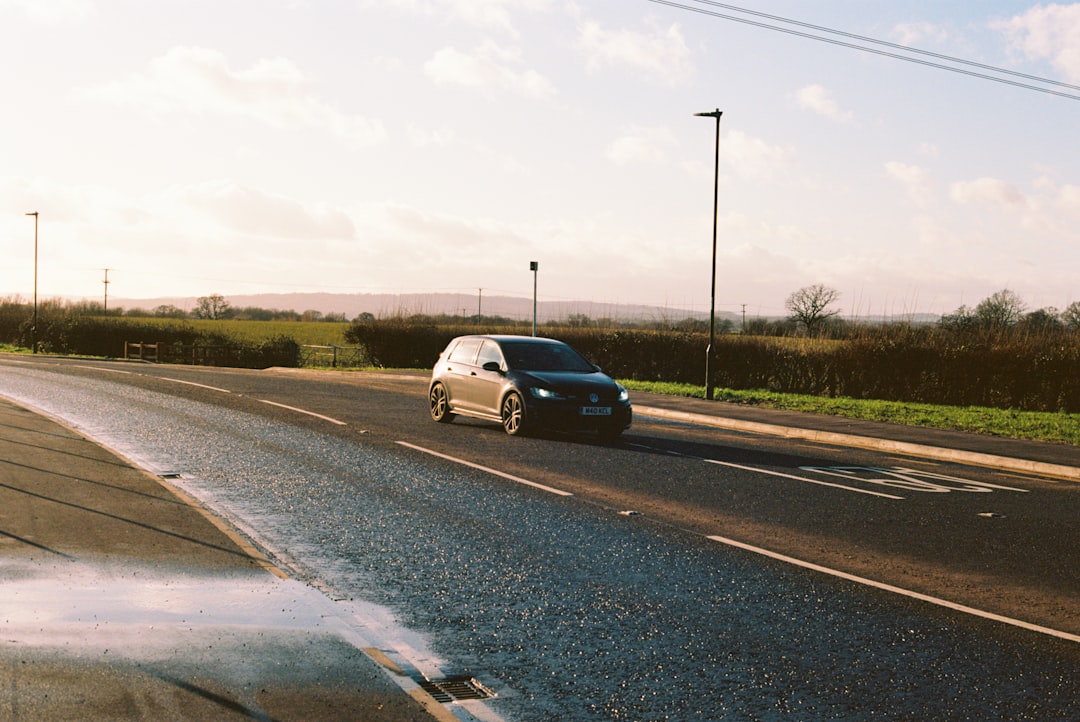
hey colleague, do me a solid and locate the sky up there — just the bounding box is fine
[2,0,1079,320]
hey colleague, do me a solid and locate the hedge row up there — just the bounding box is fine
[0,308,298,369]
[346,322,1080,413]
[5,305,1078,412]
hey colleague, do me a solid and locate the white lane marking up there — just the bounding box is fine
[706,460,905,499]
[161,377,233,394]
[259,399,347,426]
[396,441,574,497]
[624,441,701,459]
[801,466,1030,494]
[707,534,1080,645]
[72,364,133,374]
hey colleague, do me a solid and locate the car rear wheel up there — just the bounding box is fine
[429,383,454,423]
[501,392,527,436]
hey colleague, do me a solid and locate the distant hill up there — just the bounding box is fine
[109,292,938,325]
[110,292,724,324]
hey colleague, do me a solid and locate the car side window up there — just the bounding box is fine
[476,340,504,369]
[448,338,482,364]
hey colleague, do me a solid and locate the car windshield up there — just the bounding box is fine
[499,341,596,372]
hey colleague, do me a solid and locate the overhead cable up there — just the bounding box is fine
[647,0,1080,102]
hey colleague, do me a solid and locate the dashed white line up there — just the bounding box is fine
[160,377,233,394]
[259,399,347,426]
[706,459,905,499]
[395,441,574,497]
[707,534,1080,645]
[72,364,133,374]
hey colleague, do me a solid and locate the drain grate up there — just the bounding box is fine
[417,675,497,703]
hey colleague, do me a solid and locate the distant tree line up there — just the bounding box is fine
[4,287,1080,411]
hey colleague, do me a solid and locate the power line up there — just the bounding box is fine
[647,0,1080,102]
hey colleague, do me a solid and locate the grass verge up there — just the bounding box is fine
[621,380,1080,446]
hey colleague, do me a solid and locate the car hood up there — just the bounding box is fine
[517,370,623,398]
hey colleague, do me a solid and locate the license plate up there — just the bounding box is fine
[579,406,612,416]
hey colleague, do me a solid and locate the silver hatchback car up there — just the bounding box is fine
[428,335,632,438]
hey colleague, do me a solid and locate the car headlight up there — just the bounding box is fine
[617,384,629,402]
[530,387,565,400]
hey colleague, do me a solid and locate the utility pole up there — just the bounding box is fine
[103,268,110,315]
[477,288,482,327]
[741,303,746,333]
[25,211,38,353]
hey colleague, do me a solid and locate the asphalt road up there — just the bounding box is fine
[2,355,1078,720]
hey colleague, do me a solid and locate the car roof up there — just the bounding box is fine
[455,334,565,345]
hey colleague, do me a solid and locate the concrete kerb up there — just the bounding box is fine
[635,405,1080,483]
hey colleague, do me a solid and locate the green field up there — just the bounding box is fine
[100,316,352,346]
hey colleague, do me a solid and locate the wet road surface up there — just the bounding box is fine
[2,359,1078,720]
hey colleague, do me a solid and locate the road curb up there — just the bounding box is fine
[635,405,1080,483]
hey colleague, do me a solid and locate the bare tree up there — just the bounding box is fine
[785,284,841,336]
[1063,301,1080,330]
[194,294,231,320]
[974,289,1025,328]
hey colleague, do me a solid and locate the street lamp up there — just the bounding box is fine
[529,261,539,336]
[695,109,723,400]
[25,211,38,353]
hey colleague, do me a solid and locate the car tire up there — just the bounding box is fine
[429,383,454,423]
[501,392,528,436]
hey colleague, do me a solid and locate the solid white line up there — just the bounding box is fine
[396,441,574,497]
[259,399,347,426]
[706,460,905,499]
[707,534,1080,644]
[161,377,233,394]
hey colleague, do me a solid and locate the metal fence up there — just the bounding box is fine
[298,344,368,368]
[124,342,235,366]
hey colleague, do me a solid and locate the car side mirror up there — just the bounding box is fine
[482,361,503,373]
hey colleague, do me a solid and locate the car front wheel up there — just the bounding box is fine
[429,383,454,423]
[501,392,528,436]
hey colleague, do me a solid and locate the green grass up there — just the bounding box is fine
[621,380,1080,446]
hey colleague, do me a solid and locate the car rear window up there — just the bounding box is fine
[500,341,595,372]
[448,338,482,364]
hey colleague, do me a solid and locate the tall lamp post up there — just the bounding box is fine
[25,211,39,353]
[529,261,539,336]
[695,109,722,400]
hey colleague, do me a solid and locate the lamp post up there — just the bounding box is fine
[694,109,722,400]
[529,261,539,336]
[25,211,38,353]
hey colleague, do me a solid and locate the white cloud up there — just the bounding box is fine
[892,21,950,47]
[950,177,1027,208]
[424,41,556,97]
[994,4,1080,82]
[445,0,552,35]
[82,47,386,148]
[176,180,356,240]
[359,0,552,35]
[918,142,940,159]
[0,0,93,23]
[885,161,933,206]
[579,20,693,85]
[606,126,676,166]
[795,84,853,123]
[722,130,794,179]
[1060,184,1080,212]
